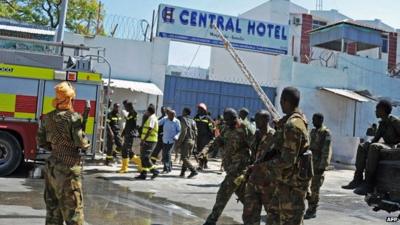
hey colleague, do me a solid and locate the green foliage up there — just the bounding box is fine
[0,0,105,35]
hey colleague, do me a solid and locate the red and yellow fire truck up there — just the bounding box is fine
[0,37,104,176]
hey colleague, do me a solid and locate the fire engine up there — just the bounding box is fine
[0,35,104,176]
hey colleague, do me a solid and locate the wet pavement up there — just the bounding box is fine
[0,160,398,225]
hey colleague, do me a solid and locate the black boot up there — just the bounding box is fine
[304,208,317,219]
[180,166,187,177]
[150,169,160,179]
[203,221,216,225]
[187,168,198,178]
[354,175,374,195]
[204,159,208,169]
[197,159,204,171]
[105,156,114,166]
[135,172,147,180]
[342,171,363,189]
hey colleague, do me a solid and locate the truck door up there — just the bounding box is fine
[42,80,99,155]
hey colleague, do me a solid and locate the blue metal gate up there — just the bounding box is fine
[163,75,276,118]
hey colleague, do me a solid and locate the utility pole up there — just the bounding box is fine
[316,0,323,11]
[56,0,69,42]
[96,1,102,35]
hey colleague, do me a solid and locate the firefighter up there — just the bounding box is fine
[194,103,214,170]
[105,103,123,165]
[136,104,160,180]
[119,101,141,173]
[37,81,90,225]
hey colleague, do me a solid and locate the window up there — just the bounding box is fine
[312,20,327,29]
[382,35,388,53]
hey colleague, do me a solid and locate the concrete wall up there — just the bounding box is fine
[209,47,282,86]
[64,33,169,116]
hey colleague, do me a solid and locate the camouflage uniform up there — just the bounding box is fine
[306,125,332,212]
[241,117,256,136]
[242,128,275,225]
[201,122,252,224]
[266,109,310,225]
[176,115,198,172]
[37,110,90,225]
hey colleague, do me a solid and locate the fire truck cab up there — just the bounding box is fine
[0,35,104,176]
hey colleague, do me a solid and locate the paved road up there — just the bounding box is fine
[0,159,396,225]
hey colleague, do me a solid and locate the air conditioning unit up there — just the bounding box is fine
[293,17,301,26]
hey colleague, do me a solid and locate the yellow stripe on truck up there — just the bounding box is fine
[78,72,102,82]
[0,63,102,83]
[86,117,95,135]
[14,112,35,119]
[0,63,53,80]
[0,93,16,112]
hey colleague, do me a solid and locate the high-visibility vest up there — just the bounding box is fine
[141,114,158,142]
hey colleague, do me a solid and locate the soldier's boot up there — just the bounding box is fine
[180,166,187,177]
[354,174,374,196]
[187,168,198,179]
[342,171,363,189]
[197,159,204,171]
[118,158,129,173]
[203,221,216,225]
[150,168,160,180]
[304,207,317,220]
[135,171,147,180]
[204,159,209,169]
[130,155,142,172]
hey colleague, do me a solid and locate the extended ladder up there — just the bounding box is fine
[212,24,280,120]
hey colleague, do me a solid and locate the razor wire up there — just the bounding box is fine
[103,14,150,41]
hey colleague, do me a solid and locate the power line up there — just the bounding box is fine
[185,45,201,74]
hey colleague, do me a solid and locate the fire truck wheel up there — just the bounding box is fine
[0,131,22,176]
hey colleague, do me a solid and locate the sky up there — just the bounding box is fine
[101,0,400,68]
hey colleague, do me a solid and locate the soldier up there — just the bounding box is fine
[194,103,214,170]
[118,102,140,173]
[242,110,275,225]
[342,100,400,192]
[175,107,198,178]
[105,103,123,165]
[350,100,400,195]
[239,107,256,135]
[304,113,332,219]
[199,108,252,225]
[150,106,167,164]
[265,87,311,225]
[136,104,160,180]
[37,81,90,225]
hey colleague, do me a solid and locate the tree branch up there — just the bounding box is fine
[41,0,55,27]
[3,0,21,12]
[54,0,62,29]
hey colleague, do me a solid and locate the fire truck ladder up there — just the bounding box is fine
[212,24,280,120]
